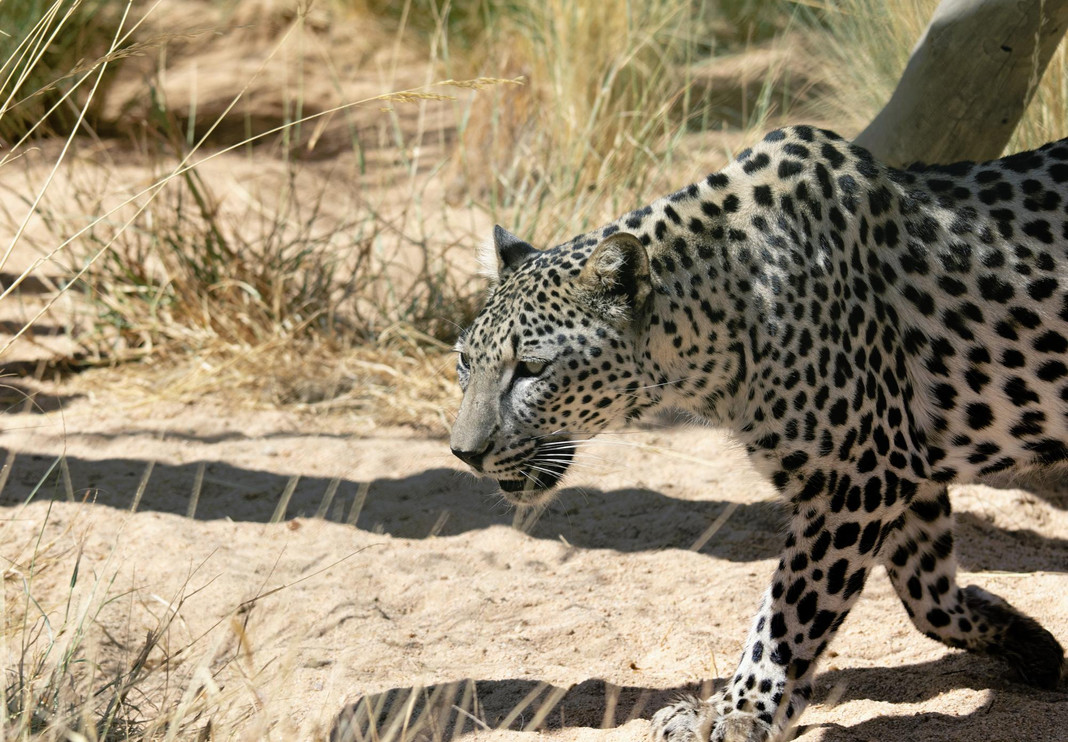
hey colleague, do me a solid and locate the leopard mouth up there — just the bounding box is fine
[497,442,575,503]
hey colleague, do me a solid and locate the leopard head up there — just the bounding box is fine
[450,225,652,506]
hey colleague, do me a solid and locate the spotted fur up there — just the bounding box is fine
[450,127,1067,741]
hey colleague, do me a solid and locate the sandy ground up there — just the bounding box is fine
[1,388,1066,740]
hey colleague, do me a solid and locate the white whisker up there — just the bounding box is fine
[539,456,606,467]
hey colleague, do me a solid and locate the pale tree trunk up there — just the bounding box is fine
[854,0,1068,167]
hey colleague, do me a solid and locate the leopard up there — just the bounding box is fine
[449,125,1067,741]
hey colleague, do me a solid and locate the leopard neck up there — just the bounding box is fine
[599,166,762,426]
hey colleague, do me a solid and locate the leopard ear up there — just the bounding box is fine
[479,225,538,284]
[577,232,651,322]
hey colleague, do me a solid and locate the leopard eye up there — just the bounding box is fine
[515,359,548,378]
[457,352,470,372]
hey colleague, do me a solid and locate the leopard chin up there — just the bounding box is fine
[496,443,575,505]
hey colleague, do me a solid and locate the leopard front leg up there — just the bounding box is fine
[651,469,903,742]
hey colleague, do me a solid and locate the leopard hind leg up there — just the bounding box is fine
[883,484,1064,689]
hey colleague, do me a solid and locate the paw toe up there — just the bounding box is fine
[710,712,774,742]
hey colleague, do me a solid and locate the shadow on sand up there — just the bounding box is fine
[3,450,1067,569]
[330,653,1067,741]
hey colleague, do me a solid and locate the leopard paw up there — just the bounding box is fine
[650,694,712,742]
[650,693,777,742]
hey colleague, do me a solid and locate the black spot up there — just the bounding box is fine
[797,591,818,624]
[933,383,957,409]
[1001,349,1025,368]
[843,567,866,599]
[858,521,881,554]
[938,277,967,296]
[1001,150,1043,173]
[743,152,771,174]
[1028,277,1058,300]
[966,403,994,429]
[907,576,922,600]
[995,321,1019,341]
[910,497,943,522]
[821,142,846,169]
[772,470,790,491]
[1026,438,1068,464]
[869,186,893,216]
[829,398,848,426]
[977,275,1015,303]
[856,449,878,473]
[1004,376,1039,406]
[1010,411,1045,437]
[798,470,826,501]
[701,201,722,220]
[770,611,788,639]
[785,578,807,605]
[756,433,781,450]
[833,522,860,549]
[937,243,972,273]
[778,159,804,178]
[770,641,793,666]
[1037,360,1067,381]
[981,247,1006,268]
[808,610,836,639]
[903,286,935,315]
[1022,219,1054,244]
[1034,330,1068,354]
[827,558,849,594]
[926,608,951,628]
[811,531,831,562]
[816,163,834,198]
[863,478,882,512]
[1010,306,1042,328]
[933,531,953,558]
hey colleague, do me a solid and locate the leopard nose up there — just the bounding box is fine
[451,442,491,471]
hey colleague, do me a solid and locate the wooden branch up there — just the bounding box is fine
[854,0,1068,166]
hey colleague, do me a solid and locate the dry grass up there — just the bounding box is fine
[446,0,810,242]
[2,0,817,418]
[6,2,1067,410]
[74,331,462,434]
[1,494,358,740]
[0,0,124,142]
[1,3,502,417]
[1011,34,1068,152]
[2,498,179,740]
